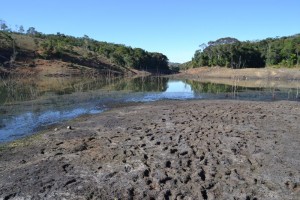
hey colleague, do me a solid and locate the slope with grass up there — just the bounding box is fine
[0,31,170,77]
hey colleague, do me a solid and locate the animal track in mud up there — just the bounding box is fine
[1,101,299,199]
[199,168,206,181]
[170,149,178,154]
[179,151,188,156]
[143,169,150,177]
[187,160,192,168]
[184,175,191,184]
[165,161,171,168]
[201,188,208,200]
[63,179,76,187]
[159,176,172,184]
[144,154,148,160]
[62,164,72,173]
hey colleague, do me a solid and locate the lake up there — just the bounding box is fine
[0,76,299,142]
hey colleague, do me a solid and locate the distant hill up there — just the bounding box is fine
[184,34,300,69]
[0,30,170,77]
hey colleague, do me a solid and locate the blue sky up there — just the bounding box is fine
[1,0,300,63]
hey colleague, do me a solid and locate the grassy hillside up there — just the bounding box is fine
[0,31,170,77]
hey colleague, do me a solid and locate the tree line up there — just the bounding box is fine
[38,34,169,72]
[187,34,300,69]
[0,20,170,73]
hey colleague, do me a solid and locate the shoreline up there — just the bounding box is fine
[0,99,299,199]
[172,67,300,81]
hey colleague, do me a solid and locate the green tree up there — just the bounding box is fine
[0,20,8,31]
[18,25,25,34]
[26,27,38,35]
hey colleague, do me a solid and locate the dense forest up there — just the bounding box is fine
[0,20,170,75]
[185,34,300,69]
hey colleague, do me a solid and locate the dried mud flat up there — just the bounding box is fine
[0,100,300,200]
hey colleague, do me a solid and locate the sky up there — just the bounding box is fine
[1,0,300,63]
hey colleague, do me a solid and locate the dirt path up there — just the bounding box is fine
[0,100,300,199]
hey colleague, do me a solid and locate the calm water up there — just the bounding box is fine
[0,76,299,142]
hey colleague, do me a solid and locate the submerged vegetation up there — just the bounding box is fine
[184,34,300,69]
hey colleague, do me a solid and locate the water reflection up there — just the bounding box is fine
[126,80,198,102]
[186,79,300,101]
[113,76,168,92]
[0,76,299,142]
[0,107,102,142]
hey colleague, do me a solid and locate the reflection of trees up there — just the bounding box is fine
[0,77,114,104]
[186,80,233,93]
[113,76,169,92]
[0,76,170,104]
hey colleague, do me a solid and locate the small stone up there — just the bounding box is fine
[54,128,58,131]
[67,126,72,130]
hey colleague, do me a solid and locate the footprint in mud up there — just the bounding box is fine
[164,190,172,200]
[146,179,152,185]
[165,161,171,168]
[40,149,45,154]
[187,160,192,168]
[63,178,77,187]
[201,188,208,200]
[63,163,75,174]
[184,174,191,184]
[199,168,206,181]
[159,176,172,184]
[170,149,178,154]
[179,151,188,156]
[143,169,150,177]
[144,154,149,160]
[141,144,146,148]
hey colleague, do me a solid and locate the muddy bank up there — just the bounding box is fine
[183,77,300,90]
[0,100,300,199]
[174,67,300,81]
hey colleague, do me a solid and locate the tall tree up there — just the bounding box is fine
[26,27,37,35]
[0,20,8,31]
[18,25,25,34]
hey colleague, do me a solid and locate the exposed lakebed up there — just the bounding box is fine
[0,76,299,142]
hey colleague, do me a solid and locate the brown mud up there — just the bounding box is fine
[0,100,299,199]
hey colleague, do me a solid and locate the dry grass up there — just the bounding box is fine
[177,66,300,80]
[12,33,40,51]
